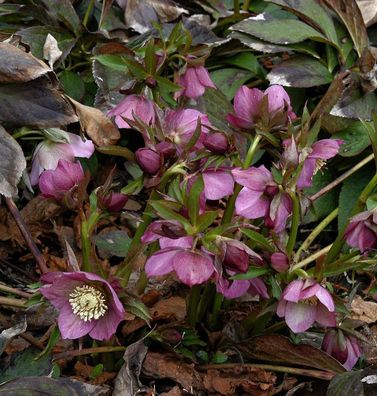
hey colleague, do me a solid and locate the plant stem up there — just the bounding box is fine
[0,283,32,299]
[5,198,48,274]
[208,293,224,329]
[82,0,95,28]
[0,296,27,308]
[233,0,240,15]
[81,219,91,272]
[292,244,333,271]
[310,153,374,201]
[198,363,335,381]
[286,192,300,257]
[53,346,126,361]
[294,208,339,262]
[222,135,261,224]
[325,171,377,265]
[188,285,202,326]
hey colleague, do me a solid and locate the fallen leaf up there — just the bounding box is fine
[356,0,377,27]
[151,296,186,321]
[113,340,148,396]
[351,295,377,323]
[0,317,27,355]
[68,97,120,146]
[0,42,50,83]
[43,33,62,68]
[0,126,26,198]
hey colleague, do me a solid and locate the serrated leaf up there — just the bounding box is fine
[332,122,371,156]
[231,10,327,45]
[267,56,333,87]
[0,126,27,197]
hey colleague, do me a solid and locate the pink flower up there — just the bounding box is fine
[30,133,94,185]
[232,165,292,232]
[271,252,289,273]
[277,279,336,333]
[297,139,343,189]
[142,220,214,286]
[107,95,155,129]
[202,168,235,201]
[135,147,162,174]
[345,210,377,252]
[203,132,229,154]
[40,271,125,340]
[163,109,211,151]
[101,192,128,212]
[227,85,296,130]
[39,159,84,201]
[322,329,362,370]
[177,66,216,100]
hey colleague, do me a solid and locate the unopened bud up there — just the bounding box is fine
[203,132,229,154]
[135,148,161,174]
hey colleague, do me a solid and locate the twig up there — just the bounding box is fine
[53,346,126,361]
[0,283,33,299]
[0,296,27,308]
[20,332,44,350]
[5,197,48,274]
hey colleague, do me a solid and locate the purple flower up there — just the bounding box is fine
[107,95,155,129]
[176,66,216,100]
[271,252,289,273]
[30,133,94,185]
[232,165,292,232]
[40,271,125,340]
[101,192,128,212]
[39,159,84,201]
[277,279,336,333]
[203,132,229,154]
[297,139,343,189]
[322,329,362,370]
[135,147,162,174]
[202,168,235,201]
[163,109,211,151]
[227,85,296,130]
[345,210,377,252]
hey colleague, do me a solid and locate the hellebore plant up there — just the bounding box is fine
[322,329,362,370]
[176,65,216,100]
[40,271,125,340]
[344,209,377,251]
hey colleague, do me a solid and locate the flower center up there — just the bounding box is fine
[302,296,318,305]
[69,285,108,322]
[313,159,326,175]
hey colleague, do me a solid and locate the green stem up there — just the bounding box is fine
[196,283,215,322]
[188,285,202,326]
[294,208,338,262]
[208,293,224,329]
[82,0,95,28]
[233,0,240,15]
[222,135,261,225]
[286,192,300,257]
[325,172,377,265]
[81,220,91,272]
[291,244,332,272]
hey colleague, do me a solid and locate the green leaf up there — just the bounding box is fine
[210,68,254,100]
[331,90,377,121]
[187,176,204,226]
[59,70,85,101]
[338,165,375,231]
[150,200,191,231]
[93,54,128,72]
[90,364,104,380]
[144,38,157,74]
[332,122,371,157]
[326,369,371,396]
[241,228,274,252]
[121,176,144,195]
[124,297,151,324]
[303,167,337,224]
[197,211,218,233]
[231,10,327,45]
[266,0,339,47]
[0,347,52,383]
[211,351,228,364]
[34,326,60,361]
[121,55,148,80]
[230,266,270,280]
[92,230,132,258]
[267,56,333,87]
[223,52,266,77]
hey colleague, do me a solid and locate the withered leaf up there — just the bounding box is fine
[0,126,26,198]
[0,42,50,83]
[68,97,120,146]
[43,33,62,69]
[0,317,27,355]
[356,0,377,27]
[0,78,78,127]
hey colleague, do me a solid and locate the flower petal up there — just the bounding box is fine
[285,301,316,333]
[58,303,95,339]
[203,170,234,200]
[235,187,269,219]
[144,248,178,277]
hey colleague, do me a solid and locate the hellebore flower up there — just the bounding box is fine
[142,220,214,286]
[345,210,377,252]
[40,271,125,340]
[277,279,336,333]
[232,165,292,232]
[135,147,162,174]
[163,109,211,150]
[203,132,229,154]
[30,133,94,185]
[177,65,216,100]
[39,159,84,201]
[322,329,362,370]
[227,85,296,130]
[270,252,289,273]
[101,192,128,212]
[202,168,235,201]
[297,139,343,189]
[107,95,155,129]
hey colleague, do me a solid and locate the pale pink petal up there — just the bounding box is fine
[343,337,361,371]
[159,236,193,249]
[297,158,317,189]
[310,139,343,160]
[264,85,291,114]
[217,278,250,299]
[249,277,269,299]
[281,279,304,302]
[58,303,95,339]
[144,248,178,276]
[235,187,269,219]
[276,299,287,318]
[232,165,273,191]
[315,286,335,312]
[315,303,336,327]
[67,133,95,158]
[89,306,124,341]
[234,86,263,125]
[203,170,234,200]
[285,301,316,333]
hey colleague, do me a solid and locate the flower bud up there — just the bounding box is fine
[271,252,289,273]
[101,192,128,212]
[156,141,176,160]
[135,148,161,174]
[203,132,229,154]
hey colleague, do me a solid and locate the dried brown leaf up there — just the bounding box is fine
[151,296,186,321]
[0,42,50,83]
[43,33,62,69]
[356,0,377,27]
[351,295,377,323]
[68,98,120,146]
